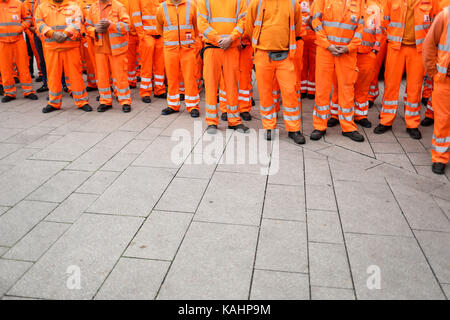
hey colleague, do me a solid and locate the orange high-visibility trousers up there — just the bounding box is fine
[45,47,88,109]
[254,50,301,132]
[0,39,35,98]
[165,46,199,112]
[238,44,253,113]
[82,37,97,89]
[96,52,131,106]
[25,30,42,77]
[273,78,281,112]
[368,35,387,103]
[381,44,423,129]
[423,74,435,119]
[139,37,156,98]
[153,36,166,96]
[219,73,227,114]
[203,47,242,126]
[293,39,304,105]
[431,76,450,164]
[314,46,358,132]
[127,34,139,88]
[301,36,316,95]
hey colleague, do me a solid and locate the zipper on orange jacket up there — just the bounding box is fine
[176,4,181,48]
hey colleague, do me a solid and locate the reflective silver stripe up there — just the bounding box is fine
[290,44,297,50]
[49,91,62,96]
[134,22,143,27]
[185,0,192,26]
[238,97,250,101]
[431,144,450,153]
[0,22,22,27]
[3,84,15,90]
[327,35,352,43]
[362,40,375,47]
[405,101,419,109]
[185,102,198,107]
[38,24,45,33]
[164,41,179,46]
[433,134,450,143]
[314,104,329,111]
[100,94,112,99]
[74,96,89,102]
[71,90,86,96]
[283,106,299,113]
[323,21,357,30]
[312,12,322,20]
[205,112,218,118]
[234,26,243,34]
[198,12,208,20]
[436,64,448,74]
[387,35,401,42]
[185,94,200,100]
[23,89,34,94]
[383,100,398,106]
[228,105,238,112]
[168,101,181,106]
[204,26,213,38]
[142,15,156,20]
[260,105,274,112]
[338,114,353,122]
[180,40,194,45]
[416,38,425,45]
[117,94,130,100]
[205,0,212,23]
[354,109,368,116]
[381,107,397,114]
[0,32,21,37]
[314,24,323,32]
[284,114,300,121]
[132,11,141,17]
[313,110,330,120]
[261,113,277,120]
[98,88,110,92]
[405,110,420,116]
[116,87,129,93]
[354,32,362,39]
[49,99,62,103]
[389,22,404,28]
[111,41,128,50]
[415,24,430,31]
[86,19,93,25]
[110,33,123,38]
[364,28,376,35]
[168,94,180,99]
[211,17,236,23]
[205,103,217,110]
[143,26,156,30]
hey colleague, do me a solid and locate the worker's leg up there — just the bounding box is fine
[95,52,113,106]
[431,77,450,164]
[14,38,35,97]
[127,34,138,88]
[180,46,200,112]
[222,47,242,127]
[153,36,166,96]
[277,55,301,132]
[335,51,358,132]
[110,53,131,106]
[164,48,181,111]
[0,42,18,98]
[45,49,63,109]
[354,52,376,120]
[313,46,334,131]
[238,44,253,113]
[139,37,156,98]
[203,48,223,126]
[254,50,277,130]
[403,45,424,129]
[63,48,89,108]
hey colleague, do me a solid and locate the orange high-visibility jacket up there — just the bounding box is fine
[117,0,136,36]
[0,0,32,43]
[435,6,450,81]
[359,0,383,53]
[155,0,198,49]
[130,0,158,45]
[433,0,450,13]
[86,0,130,55]
[197,0,246,47]
[35,0,82,49]
[311,0,364,53]
[300,0,315,40]
[384,0,435,52]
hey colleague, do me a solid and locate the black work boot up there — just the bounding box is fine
[190,109,200,118]
[301,92,307,99]
[420,117,434,127]
[25,93,38,100]
[221,112,228,121]
[432,162,446,175]
[327,117,339,127]
[206,124,218,134]
[307,94,315,100]
[368,101,374,108]
[97,104,112,112]
[180,94,185,101]
[1,96,16,103]
[154,93,167,99]
[80,104,93,112]
[42,105,58,113]
[406,128,422,140]
[241,111,252,121]
[86,87,97,92]
[288,131,306,144]
[265,129,272,141]
[310,129,326,140]
[161,107,178,115]
[122,104,131,113]
[421,97,429,106]
[35,76,43,82]
[228,123,249,133]
[355,118,372,128]
[342,131,365,142]
[142,96,151,103]
[36,84,49,93]
[373,124,392,134]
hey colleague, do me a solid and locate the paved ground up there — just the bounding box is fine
[0,78,449,300]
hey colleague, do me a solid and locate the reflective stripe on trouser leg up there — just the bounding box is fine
[425,97,434,119]
[403,45,424,129]
[45,48,64,109]
[0,42,18,97]
[238,44,253,113]
[153,37,166,95]
[354,52,376,120]
[164,48,181,111]
[431,77,450,164]
[110,53,131,106]
[219,74,227,114]
[127,34,138,87]
[95,53,113,106]
[272,78,281,113]
[139,38,155,97]
[180,47,200,112]
[203,47,222,126]
[222,47,242,126]
[62,48,89,108]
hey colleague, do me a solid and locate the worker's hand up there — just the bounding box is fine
[95,23,105,33]
[218,36,233,50]
[53,31,67,43]
[100,19,110,30]
[29,26,35,33]
[327,44,342,56]
[336,45,349,54]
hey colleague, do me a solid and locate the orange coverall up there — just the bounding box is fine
[300,0,316,96]
[79,0,97,89]
[0,0,35,98]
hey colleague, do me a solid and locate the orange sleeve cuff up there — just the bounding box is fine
[46,29,54,38]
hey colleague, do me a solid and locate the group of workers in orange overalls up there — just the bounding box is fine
[0,0,449,174]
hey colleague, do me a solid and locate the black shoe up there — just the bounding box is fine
[265,129,272,141]
[221,112,228,121]
[161,107,179,115]
[129,84,137,89]
[97,104,112,112]
[2,96,16,103]
[252,98,255,106]
[96,95,100,101]
[86,87,97,92]
[80,104,93,112]
[307,94,315,100]
[36,84,49,93]
[180,94,185,101]
[35,76,43,82]
[14,77,19,84]
[288,131,306,144]
[420,117,434,127]
[30,74,35,79]
[373,124,392,134]
[310,129,326,140]
[241,111,252,121]
[63,85,69,93]
[327,117,339,127]
[142,96,151,103]
[122,104,131,113]
[0,85,3,96]
[406,128,422,140]
[432,162,446,175]
[368,101,374,108]
[355,118,372,128]
[154,93,167,99]
[190,109,200,118]
[421,97,429,106]
[42,105,58,113]
[342,130,365,142]
[228,123,249,133]
[25,93,38,100]
[137,76,141,82]
[301,92,307,99]
[206,124,218,134]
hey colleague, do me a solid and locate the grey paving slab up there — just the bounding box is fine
[268,158,304,186]
[30,132,106,161]
[305,158,332,186]
[176,161,217,180]
[0,143,23,160]
[0,246,8,256]
[433,196,450,220]
[27,170,92,203]
[124,210,192,261]
[0,200,58,246]
[135,126,164,140]
[263,184,305,221]
[397,138,426,153]
[431,183,450,202]
[250,270,309,300]
[415,165,450,183]
[414,230,450,284]
[375,153,415,172]
[5,126,54,145]
[334,180,412,236]
[345,233,445,299]
[0,259,33,297]
[311,286,355,300]
[318,146,381,169]
[0,206,9,216]
[95,258,170,300]
[76,171,121,195]
[328,158,386,184]
[194,172,266,226]
[443,284,450,299]
[119,114,158,132]
[389,183,450,232]
[0,128,23,143]
[307,210,343,244]
[306,184,337,212]
[371,143,404,154]
[25,134,64,149]
[324,133,374,157]
[155,177,208,213]
[100,152,139,172]
[3,221,69,262]
[407,152,432,166]
[255,219,308,273]
[45,193,98,223]
[309,242,352,289]
[121,139,152,154]
[0,147,40,166]
[8,213,143,300]
[88,166,175,217]
[158,222,258,300]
